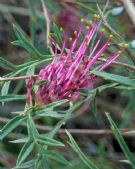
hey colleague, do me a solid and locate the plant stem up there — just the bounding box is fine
[0,116,134,138]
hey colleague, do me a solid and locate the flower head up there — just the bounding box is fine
[26,15,126,106]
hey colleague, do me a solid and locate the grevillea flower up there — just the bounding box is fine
[26,15,127,106]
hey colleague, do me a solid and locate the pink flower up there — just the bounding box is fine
[26,15,126,106]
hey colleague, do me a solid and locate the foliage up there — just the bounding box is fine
[0,0,135,169]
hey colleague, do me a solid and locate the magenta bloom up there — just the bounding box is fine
[27,15,125,106]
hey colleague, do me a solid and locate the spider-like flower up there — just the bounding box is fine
[26,15,126,106]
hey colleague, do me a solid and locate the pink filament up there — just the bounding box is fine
[26,18,123,106]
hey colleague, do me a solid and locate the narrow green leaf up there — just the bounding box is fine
[34,146,51,169]
[91,91,97,114]
[11,40,22,46]
[34,154,43,169]
[53,23,63,46]
[12,24,48,59]
[45,99,68,110]
[79,83,118,97]
[0,115,26,140]
[114,85,135,90]
[15,159,34,169]
[26,65,35,77]
[106,113,135,169]
[16,60,42,69]
[96,83,118,93]
[0,95,25,102]
[66,131,99,169]
[0,57,16,71]
[41,148,51,169]
[27,113,39,140]
[33,99,68,116]
[1,81,10,97]
[53,23,63,47]
[37,135,64,147]
[17,139,35,166]
[25,65,35,85]
[10,137,28,144]
[38,111,65,118]
[92,71,135,87]
[45,150,71,165]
